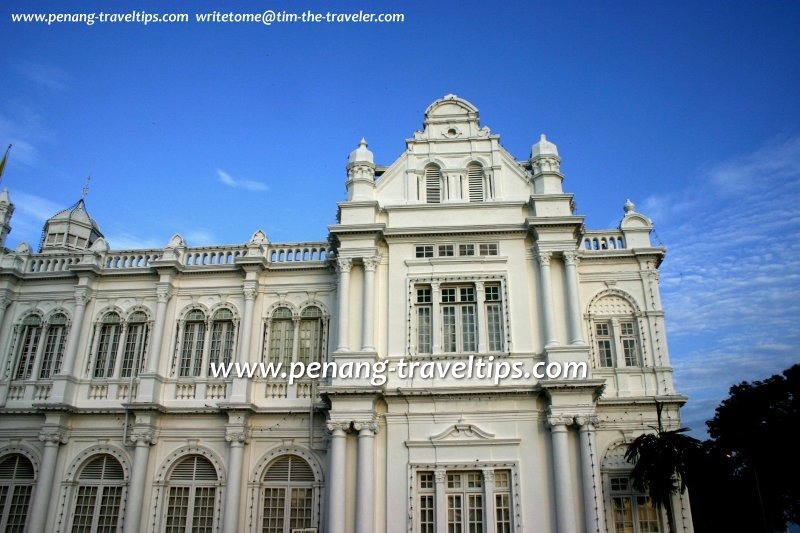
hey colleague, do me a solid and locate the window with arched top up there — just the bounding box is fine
[0,453,35,531]
[588,294,643,368]
[164,455,219,533]
[120,311,149,378]
[267,308,294,366]
[298,307,325,365]
[425,164,442,204]
[93,313,122,378]
[467,162,485,202]
[178,310,207,377]
[39,313,68,379]
[208,308,236,372]
[71,454,126,533]
[260,455,316,533]
[13,315,43,380]
[602,444,663,533]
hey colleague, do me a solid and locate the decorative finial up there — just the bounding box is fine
[81,176,91,200]
[540,134,547,141]
[624,198,636,214]
[359,137,368,147]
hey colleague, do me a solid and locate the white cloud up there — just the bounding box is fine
[103,232,163,250]
[649,135,800,436]
[216,169,268,192]
[15,61,69,91]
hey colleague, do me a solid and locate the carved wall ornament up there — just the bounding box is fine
[336,258,353,273]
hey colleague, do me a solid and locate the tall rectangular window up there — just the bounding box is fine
[14,317,42,380]
[494,470,512,533]
[620,321,640,366]
[485,285,504,352]
[416,287,432,355]
[595,322,614,367]
[610,476,661,533]
[179,314,206,378]
[441,286,476,353]
[418,472,435,533]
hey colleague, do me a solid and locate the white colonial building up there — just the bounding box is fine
[0,95,692,533]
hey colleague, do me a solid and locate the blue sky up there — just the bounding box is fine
[1,0,798,435]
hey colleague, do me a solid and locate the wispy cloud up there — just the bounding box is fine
[15,61,69,91]
[185,229,216,246]
[647,135,800,436]
[216,169,268,192]
[103,232,163,251]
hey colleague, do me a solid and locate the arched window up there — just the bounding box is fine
[602,444,662,533]
[93,313,122,378]
[267,308,294,366]
[0,453,35,531]
[298,307,324,365]
[589,295,643,368]
[261,455,316,533]
[208,308,235,372]
[39,313,68,379]
[467,163,484,202]
[164,455,218,533]
[121,311,149,378]
[425,164,442,204]
[179,310,207,377]
[13,315,42,380]
[71,454,125,532]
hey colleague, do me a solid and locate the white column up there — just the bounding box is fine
[434,468,447,531]
[60,287,89,376]
[431,282,441,354]
[548,416,577,533]
[354,420,376,533]
[482,468,496,530]
[577,416,604,533]
[326,423,347,533]
[537,251,559,347]
[0,292,11,336]
[563,251,585,345]
[360,256,379,352]
[146,283,171,373]
[123,432,154,533]
[475,281,487,353]
[29,430,64,532]
[335,258,352,352]
[222,431,247,533]
[238,282,257,364]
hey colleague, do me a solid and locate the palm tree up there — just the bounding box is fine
[625,401,701,533]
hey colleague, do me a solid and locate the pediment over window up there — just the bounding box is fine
[431,423,495,441]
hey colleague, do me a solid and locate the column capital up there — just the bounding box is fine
[336,257,353,273]
[562,250,580,266]
[362,255,381,271]
[130,430,157,445]
[326,421,350,433]
[474,280,485,290]
[74,287,91,306]
[434,468,447,483]
[575,415,600,429]
[482,468,495,483]
[39,429,67,445]
[0,290,11,309]
[353,420,379,434]
[242,280,258,300]
[536,251,553,266]
[225,430,249,445]
[156,283,173,303]
[546,415,574,429]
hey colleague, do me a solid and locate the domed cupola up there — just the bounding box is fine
[345,138,376,201]
[39,198,104,253]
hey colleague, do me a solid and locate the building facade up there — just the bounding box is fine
[0,95,692,533]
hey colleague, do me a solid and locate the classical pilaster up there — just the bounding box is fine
[354,420,378,533]
[547,415,577,533]
[475,281,487,353]
[123,431,155,533]
[326,422,348,533]
[482,468,496,529]
[563,251,585,345]
[576,415,604,533]
[238,281,257,364]
[360,256,379,352]
[335,258,352,352]
[29,429,66,532]
[434,468,447,531]
[537,251,559,347]
[59,286,90,376]
[222,429,248,533]
[146,282,172,373]
[0,291,11,336]
[430,281,441,354]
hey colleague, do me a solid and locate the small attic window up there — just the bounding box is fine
[447,128,457,136]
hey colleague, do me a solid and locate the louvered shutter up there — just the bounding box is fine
[0,454,34,480]
[467,164,484,202]
[425,166,441,204]
[264,455,314,483]
[169,455,218,482]
[79,454,124,481]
